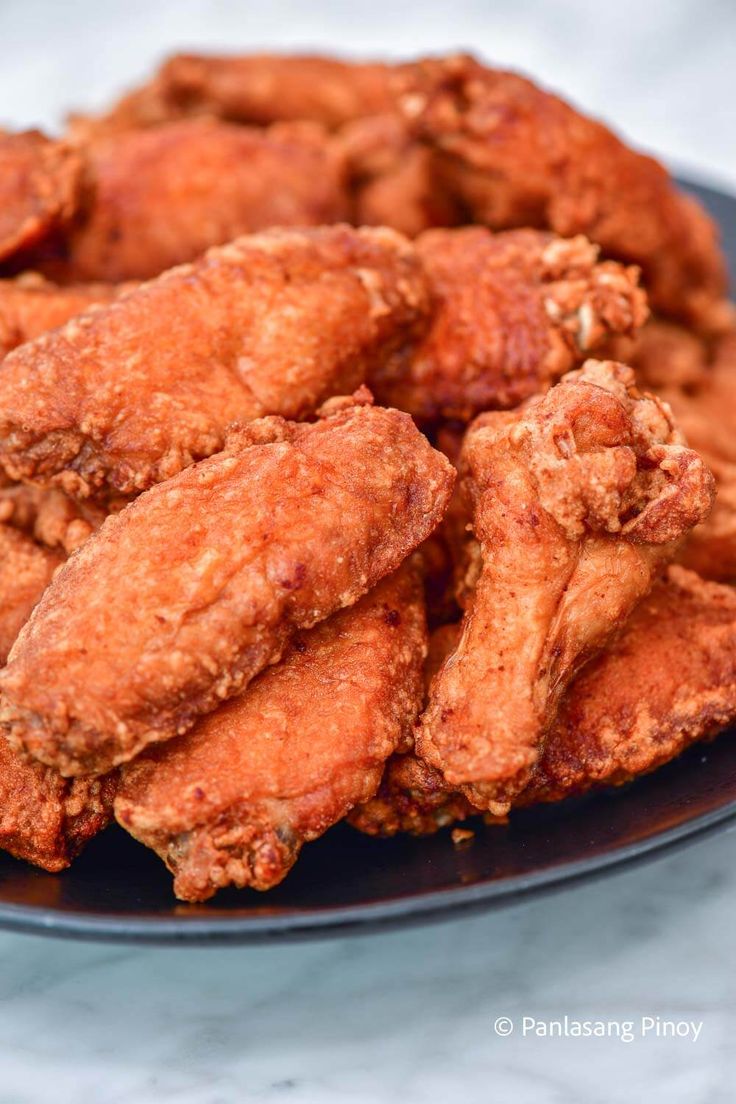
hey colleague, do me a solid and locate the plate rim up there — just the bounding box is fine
[2,787,736,945]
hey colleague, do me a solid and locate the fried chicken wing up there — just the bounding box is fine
[86,53,396,134]
[115,562,426,900]
[519,567,736,802]
[58,119,349,282]
[0,735,116,872]
[369,227,648,421]
[0,524,63,664]
[0,272,129,358]
[353,566,736,833]
[0,398,454,776]
[0,131,82,266]
[0,225,429,503]
[417,360,714,814]
[398,55,731,331]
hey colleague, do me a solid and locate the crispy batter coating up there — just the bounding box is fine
[0,225,429,503]
[59,119,350,282]
[519,567,736,802]
[0,272,128,358]
[628,317,711,391]
[348,748,474,837]
[0,524,63,664]
[370,227,648,421]
[337,112,461,237]
[0,131,82,266]
[417,360,715,814]
[398,55,732,331]
[349,622,473,836]
[0,482,110,554]
[353,566,736,833]
[0,399,454,776]
[0,735,116,872]
[87,53,396,134]
[666,334,736,580]
[115,562,427,900]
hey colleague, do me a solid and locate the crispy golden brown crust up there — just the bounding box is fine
[348,749,474,837]
[0,482,110,554]
[0,524,63,664]
[337,112,462,237]
[0,400,454,776]
[83,53,397,135]
[628,317,712,392]
[519,566,736,802]
[58,119,350,282]
[0,225,429,502]
[0,131,82,266]
[0,272,129,358]
[370,227,648,420]
[349,622,471,837]
[0,735,115,871]
[398,55,732,331]
[352,566,736,833]
[417,361,714,815]
[115,562,427,900]
[666,334,736,580]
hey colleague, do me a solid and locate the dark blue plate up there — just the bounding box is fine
[1,177,734,943]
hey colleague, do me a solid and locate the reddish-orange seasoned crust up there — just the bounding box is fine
[0,272,129,358]
[0,524,63,664]
[0,130,82,266]
[116,562,427,900]
[0,735,116,872]
[418,360,714,814]
[337,112,461,238]
[398,55,732,331]
[60,119,350,281]
[352,566,736,833]
[0,225,429,502]
[0,481,110,555]
[520,567,736,802]
[370,227,648,420]
[0,399,454,776]
[665,334,736,581]
[85,53,397,134]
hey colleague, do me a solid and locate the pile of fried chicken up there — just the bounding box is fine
[0,51,734,903]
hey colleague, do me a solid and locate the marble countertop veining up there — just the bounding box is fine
[0,1,735,1101]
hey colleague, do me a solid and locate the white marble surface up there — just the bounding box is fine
[0,2,735,1101]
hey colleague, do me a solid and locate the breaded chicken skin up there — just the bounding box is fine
[664,335,736,580]
[0,273,129,358]
[0,524,63,664]
[353,566,736,833]
[418,361,714,814]
[0,398,454,776]
[0,225,429,502]
[520,566,736,803]
[370,227,648,420]
[399,55,732,331]
[0,482,110,555]
[116,562,427,900]
[0,736,115,871]
[84,53,396,134]
[58,119,349,282]
[0,131,81,266]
